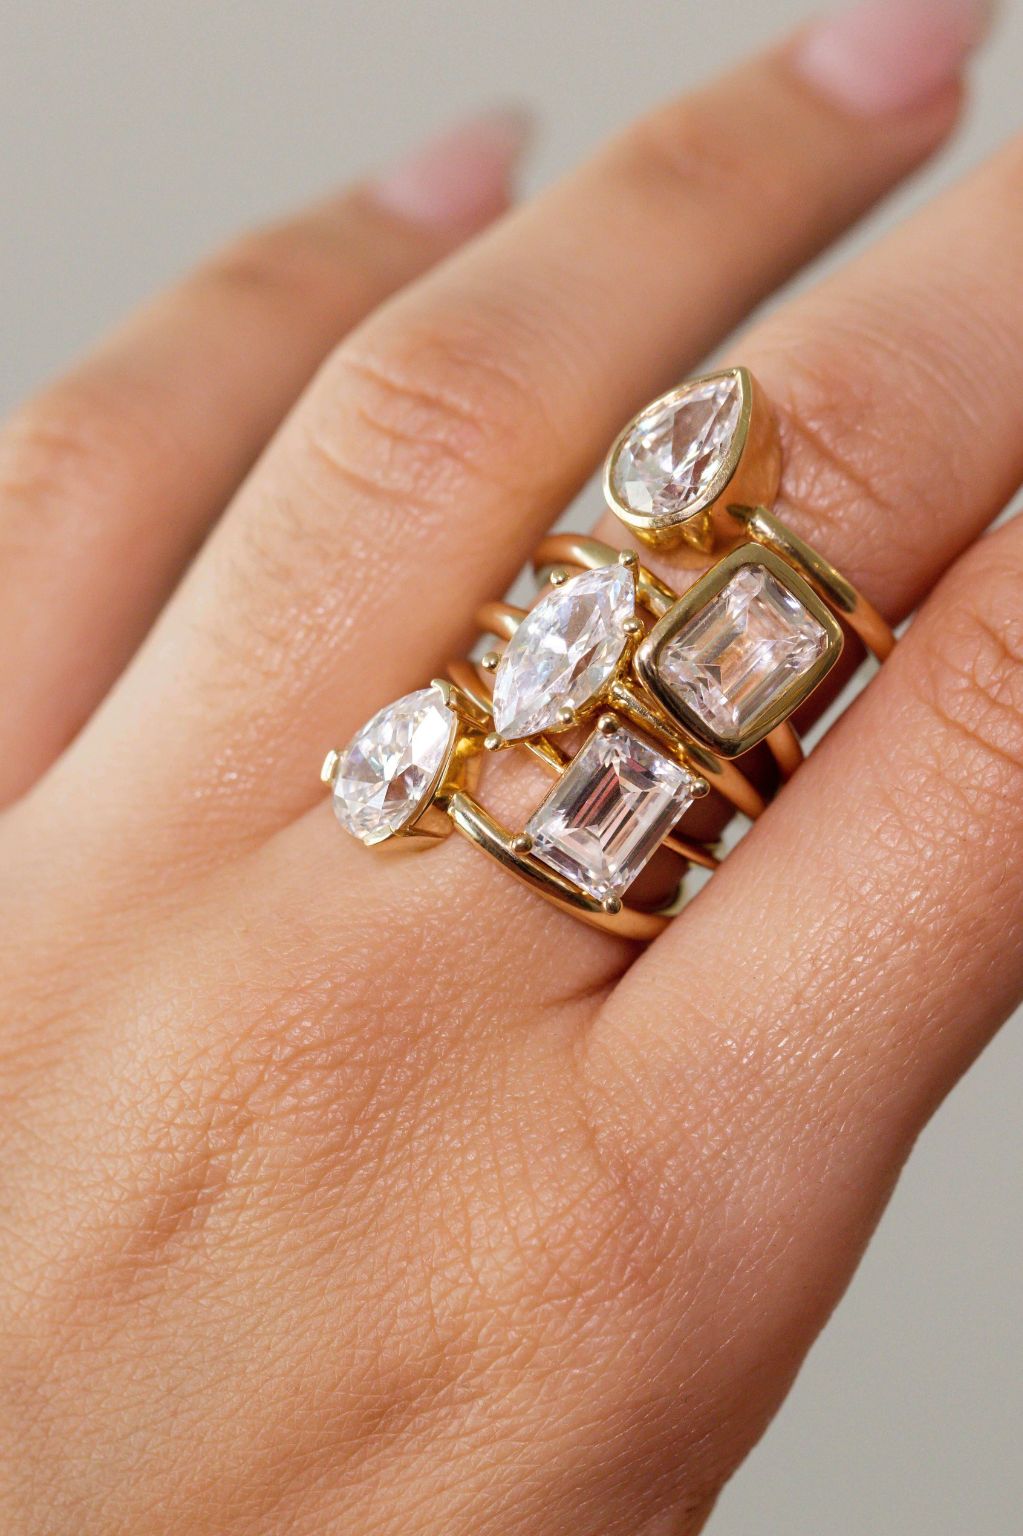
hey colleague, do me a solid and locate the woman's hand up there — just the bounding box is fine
[1,4,1015,1532]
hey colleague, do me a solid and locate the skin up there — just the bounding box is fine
[2,30,1023,1536]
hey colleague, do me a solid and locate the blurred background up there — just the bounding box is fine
[2,2,1021,1531]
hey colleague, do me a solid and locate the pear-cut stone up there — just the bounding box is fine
[491,565,634,740]
[526,723,698,900]
[332,685,456,845]
[610,374,742,521]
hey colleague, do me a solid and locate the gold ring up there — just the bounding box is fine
[533,527,884,762]
[321,367,894,939]
[603,367,781,557]
[321,672,697,943]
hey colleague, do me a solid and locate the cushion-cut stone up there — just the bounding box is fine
[332,685,456,844]
[610,374,741,521]
[491,564,634,740]
[655,564,829,748]
[526,723,697,900]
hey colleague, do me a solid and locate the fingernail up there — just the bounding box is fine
[793,0,996,115]
[370,107,533,228]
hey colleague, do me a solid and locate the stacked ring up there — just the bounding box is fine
[322,368,895,939]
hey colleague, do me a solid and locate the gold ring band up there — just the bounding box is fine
[470,595,767,821]
[321,367,895,939]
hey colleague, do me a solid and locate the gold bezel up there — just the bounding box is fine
[635,545,844,759]
[602,367,781,556]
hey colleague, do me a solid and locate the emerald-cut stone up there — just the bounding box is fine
[526,723,697,900]
[655,565,829,747]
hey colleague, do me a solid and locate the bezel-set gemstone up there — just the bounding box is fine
[607,371,744,527]
[525,722,698,900]
[491,564,635,739]
[638,549,841,756]
[332,685,457,845]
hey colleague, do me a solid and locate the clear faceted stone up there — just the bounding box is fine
[526,724,697,900]
[610,374,742,520]
[656,564,829,747]
[491,565,634,740]
[332,685,456,844]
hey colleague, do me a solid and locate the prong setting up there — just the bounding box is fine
[328,686,459,846]
[489,564,636,740]
[525,721,700,905]
[323,366,877,937]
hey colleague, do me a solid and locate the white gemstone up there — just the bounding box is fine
[526,723,697,900]
[610,374,742,521]
[491,565,635,740]
[656,564,829,747]
[332,685,456,844]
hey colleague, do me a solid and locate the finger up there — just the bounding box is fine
[0,110,528,806]
[596,106,1023,631]
[575,87,1023,798]
[582,515,1023,1500]
[68,16,972,862]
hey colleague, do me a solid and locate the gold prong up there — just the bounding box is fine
[618,548,639,569]
[690,775,710,799]
[510,833,533,854]
[597,713,619,736]
[602,894,623,915]
[548,568,568,587]
[480,650,501,672]
[484,731,505,752]
[320,749,340,787]
[556,705,575,728]
[622,617,643,637]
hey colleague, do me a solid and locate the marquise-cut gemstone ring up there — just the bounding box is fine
[322,368,896,939]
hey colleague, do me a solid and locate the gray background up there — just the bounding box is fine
[2,2,1021,1532]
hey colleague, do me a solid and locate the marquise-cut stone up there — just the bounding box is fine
[526,723,697,900]
[492,565,634,739]
[610,374,742,521]
[332,685,456,844]
[656,564,829,747]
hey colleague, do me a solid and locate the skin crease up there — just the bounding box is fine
[4,20,1023,1536]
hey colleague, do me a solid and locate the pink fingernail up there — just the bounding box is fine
[370,107,533,229]
[793,0,996,115]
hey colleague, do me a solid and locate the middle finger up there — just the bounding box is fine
[48,25,965,867]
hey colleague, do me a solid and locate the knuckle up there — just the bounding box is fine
[612,97,807,223]
[762,308,979,593]
[913,551,1023,790]
[199,216,352,312]
[301,314,563,532]
[0,380,154,558]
